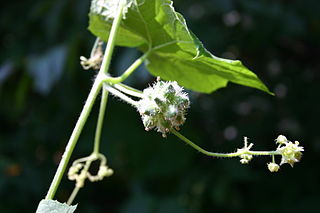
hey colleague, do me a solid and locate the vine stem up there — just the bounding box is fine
[100,0,126,74]
[67,186,81,205]
[45,0,126,200]
[67,156,93,205]
[171,129,280,157]
[45,77,102,200]
[90,37,102,58]
[104,84,138,107]
[114,83,144,98]
[93,89,109,154]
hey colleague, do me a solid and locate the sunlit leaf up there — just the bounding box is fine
[89,0,272,94]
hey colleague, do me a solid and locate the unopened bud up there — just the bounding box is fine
[275,135,287,144]
[267,162,280,172]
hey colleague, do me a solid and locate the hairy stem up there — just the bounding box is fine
[45,0,125,200]
[171,129,280,158]
[114,83,144,98]
[104,84,138,107]
[90,37,102,58]
[118,83,143,94]
[105,50,151,84]
[93,89,109,154]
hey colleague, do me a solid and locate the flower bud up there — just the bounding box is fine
[275,135,288,144]
[267,162,280,172]
[98,165,114,177]
[239,154,253,164]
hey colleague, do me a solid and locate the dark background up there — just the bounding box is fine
[1,0,319,212]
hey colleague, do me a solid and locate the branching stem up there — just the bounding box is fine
[171,129,280,158]
[45,76,102,200]
[100,0,126,75]
[105,50,151,84]
[104,84,138,107]
[45,0,126,200]
[93,89,109,154]
[114,83,144,98]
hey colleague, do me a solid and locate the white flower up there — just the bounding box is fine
[277,141,304,167]
[91,0,134,20]
[239,154,253,164]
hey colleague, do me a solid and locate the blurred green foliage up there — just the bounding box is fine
[1,0,319,212]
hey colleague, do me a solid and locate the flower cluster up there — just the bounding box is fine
[90,0,133,20]
[239,154,253,164]
[266,135,304,172]
[276,136,304,167]
[137,79,190,137]
[238,137,254,164]
[68,154,113,188]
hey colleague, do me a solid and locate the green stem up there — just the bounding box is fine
[114,83,143,98]
[67,186,81,205]
[118,83,143,94]
[93,89,109,154]
[171,129,279,158]
[45,0,125,200]
[105,50,151,84]
[104,84,138,107]
[100,0,126,75]
[45,76,103,200]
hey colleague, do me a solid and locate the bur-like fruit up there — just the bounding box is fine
[137,79,190,137]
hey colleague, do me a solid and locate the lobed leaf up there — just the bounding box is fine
[89,0,272,94]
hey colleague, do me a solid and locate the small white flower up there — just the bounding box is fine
[68,153,113,187]
[277,141,304,167]
[91,0,134,20]
[239,154,253,164]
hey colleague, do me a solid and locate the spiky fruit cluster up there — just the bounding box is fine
[137,79,190,137]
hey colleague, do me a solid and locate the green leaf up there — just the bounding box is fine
[89,0,272,94]
[36,199,77,213]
